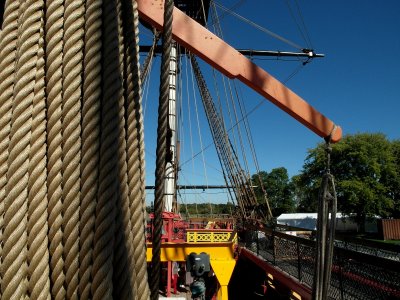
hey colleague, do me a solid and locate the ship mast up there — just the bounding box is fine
[163,0,212,213]
[164,41,178,212]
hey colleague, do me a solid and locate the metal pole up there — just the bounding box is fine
[297,241,302,281]
[164,41,177,212]
[139,45,325,58]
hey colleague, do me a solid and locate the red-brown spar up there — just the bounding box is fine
[137,0,342,142]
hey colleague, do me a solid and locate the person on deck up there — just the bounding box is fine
[172,261,179,294]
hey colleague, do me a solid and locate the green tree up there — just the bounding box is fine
[390,140,400,217]
[295,133,398,231]
[179,202,235,216]
[252,167,295,216]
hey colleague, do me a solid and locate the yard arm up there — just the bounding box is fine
[137,0,342,142]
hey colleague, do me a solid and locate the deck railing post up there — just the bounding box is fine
[339,253,345,300]
[272,231,276,265]
[297,240,302,281]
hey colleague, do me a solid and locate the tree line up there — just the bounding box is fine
[256,133,400,228]
[178,133,400,230]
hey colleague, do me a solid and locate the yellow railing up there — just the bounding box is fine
[186,230,237,243]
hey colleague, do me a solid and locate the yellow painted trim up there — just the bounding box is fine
[146,242,235,262]
[211,260,236,300]
[147,242,236,300]
[186,231,235,243]
[291,291,302,300]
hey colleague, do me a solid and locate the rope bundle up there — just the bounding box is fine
[0,0,149,299]
[313,142,337,300]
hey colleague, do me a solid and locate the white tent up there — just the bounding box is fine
[277,213,361,231]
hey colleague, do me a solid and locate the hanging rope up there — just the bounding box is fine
[79,0,102,298]
[313,130,338,300]
[190,54,266,221]
[121,0,151,298]
[27,16,50,300]
[45,0,67,298]
[0,1,21,296]
[91,0,120,298]
[140,30,160,86]
[62,1,84,298]
[2,1,45,298]
[150,0,174,298]
[0,0,150,299]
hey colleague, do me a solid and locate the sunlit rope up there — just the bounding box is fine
[184,52,197,180]
[122,0,150,298]
[2,1,45,298]
[45,0,67,297]
[234,85,273,219]
[27,15,49,300]
[189,59,209,187]
[79,0,102,298]
[0,1,21,295]
[0,1,150,299]
[150,0,174,298]
[61,1,84,298]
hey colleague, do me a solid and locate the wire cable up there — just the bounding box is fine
[213,1,302,50]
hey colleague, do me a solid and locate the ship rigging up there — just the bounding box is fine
[0,0,345,299]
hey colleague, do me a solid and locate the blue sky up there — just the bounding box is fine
[141,1,400,204]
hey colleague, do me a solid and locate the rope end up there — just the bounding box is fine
[325,125,342,144]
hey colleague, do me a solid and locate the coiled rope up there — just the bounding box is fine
[150,0,174,299]
[0,0,150,299]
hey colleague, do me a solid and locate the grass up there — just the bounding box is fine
[365,238,400,245]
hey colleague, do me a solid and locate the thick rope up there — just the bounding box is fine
[27,18,51,299]
[140,30,160,86]
[62,0,84,298]
[0,2,20,294]
[91,0,119,298]
[0,1,151,299]
[2,0,44,297]
[122,0,151,298]
[79,0,102,298]
[45,0,66,298]
[112,1,137,298]
[151,0,174,298]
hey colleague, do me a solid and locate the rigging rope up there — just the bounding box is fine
[0,0,21,296]
[190,54,270,221]
[150,0,173,298]
[122,0,150,298]
[213,1,302,50]
[2,1,44,298]
[79,0,102,298]
[313,134,337,300]
[62,1,84,298]
[140,30,159,85]
[234,85,273,219]
[0,0,150,299]
[284,0,312,50]
[45,0,67,297]
[27,13,49,300]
